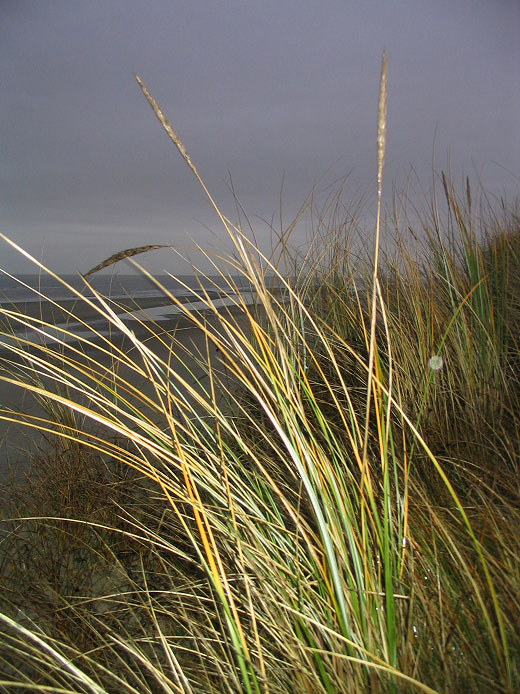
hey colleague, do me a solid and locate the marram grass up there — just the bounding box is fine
[1,58,519,692]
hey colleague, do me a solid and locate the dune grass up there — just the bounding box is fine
[1,58,519,692]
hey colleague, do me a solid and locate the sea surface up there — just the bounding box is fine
[0,272,254,305]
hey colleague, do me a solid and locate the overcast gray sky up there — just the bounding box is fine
[1,0,519,275]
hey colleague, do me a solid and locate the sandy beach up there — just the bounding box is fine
[0,296,250,480]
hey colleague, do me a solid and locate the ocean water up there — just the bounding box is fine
[0,272,250,305]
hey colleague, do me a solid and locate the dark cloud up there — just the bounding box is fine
[1,0,518,274]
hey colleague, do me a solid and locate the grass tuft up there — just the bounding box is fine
[1,57,519,692]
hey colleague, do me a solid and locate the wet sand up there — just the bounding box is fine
[2,295,177,323]
[0,297,250,480]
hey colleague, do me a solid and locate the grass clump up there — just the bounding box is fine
[0,58,519,692]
